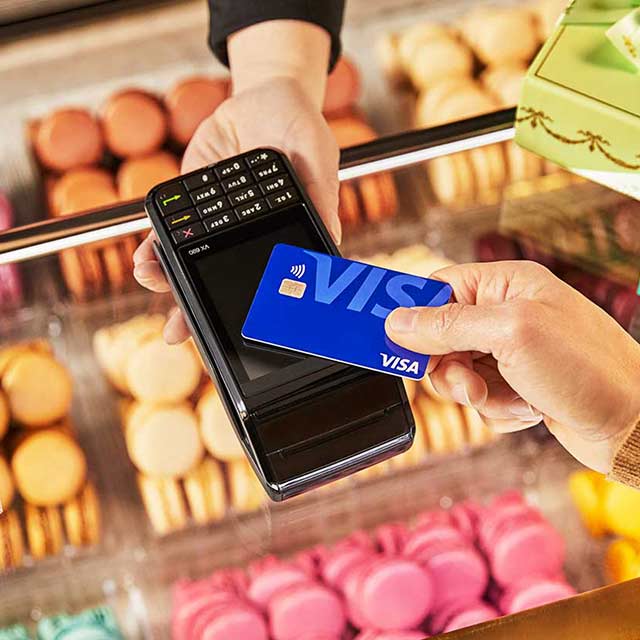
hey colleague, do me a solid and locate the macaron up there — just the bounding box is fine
[126,402,203,477]
[354,632,427,640]
[0,625,30,640]
[321,545,374,589]
[415,78,478,128]
[269,582,346,640]
[190,602,268,640]
[534,0,570,39]
[338,182,361,227]
[499,577,575,614]
[459,7,539,65]
[443,602,499,633]
[0,263,22,309]
[324,57,360,116]
[59,249,89,302]
[63,482,101,547]
[117,151,180,200]
[138,473,188,535]
[12,429,87,506]
[407,36,473,91]
[183,457,227,525]
[0,456,15,514]
[34,108,104,172]
[24,502,64,559]
[376,32,404,85]
[125,335,201,403]
[613,202,640,254]
[345,557,433,631]
[248,562,311,609]
[37,606,124,640]
[165,76,229,146]
[228,460,265,513]
[0,392,8,442]
[197,384,244,461]
[506,143,544,183]
[327,116,376,148]
[51,168,115,216]
[481,64,527,107]
[57,180,119,218]
[376,523,409,556]
[397,22,453,69]
[488,518,565,587]
[2,351,73,428]
[603,480,640,539]
[568,470,608,537]
[0,510,24,572]
[417,541,488,610]
[172,589,242,640]
[93,314,166,393]
[102,90,168,158]
[427,153,475,206]
[605,538,640,583]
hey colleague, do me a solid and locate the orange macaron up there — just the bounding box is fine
[117,151,180,200]
[102,90,168,158]
[165,76,229,147]
[34,108,104,172]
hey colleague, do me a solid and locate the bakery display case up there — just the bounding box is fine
[1,0,640,638]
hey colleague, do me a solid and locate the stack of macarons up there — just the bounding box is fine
[322,57,399,229]
[0,605,124,640]
[475,225,639,331]
[93,314,265,535]
[0,340,100,573]
[569,470,640,583]
[171,490,574,638]
[377,2,569,208]
[329,116,398,228]
[0,191,22,308]
[476,491,573,616]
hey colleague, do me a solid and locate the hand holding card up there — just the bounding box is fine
[242,244,452,380]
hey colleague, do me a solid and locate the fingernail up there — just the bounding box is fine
[133,262,156,281]
[509,398,542,420]
[451,384,472,407]
[387,308,419,333]
[333,220,342,246]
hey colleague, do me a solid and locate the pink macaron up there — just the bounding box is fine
[345,557,434,631]
[353,631,428,640]
[376,523,409,555]
[322,546,375,590]
[172,591,243,640]
[415,510,454,530]
[268,582,347,640]
[191,602,268,640]
[248,562,312,609]
[449,501,484,541]
[500,578,576,615]
[403,524,466,560]
[0,189,14,230]
[443,602,499,633]
[420,544,489,611]
[489,520,565,587]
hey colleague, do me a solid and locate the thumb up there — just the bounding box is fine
[385,302,507,356]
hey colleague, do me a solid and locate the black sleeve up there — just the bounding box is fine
[208,0,346,71]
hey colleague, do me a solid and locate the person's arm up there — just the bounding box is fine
[208,0,345,73]
[135,15,344,343]
[385,261,640,486]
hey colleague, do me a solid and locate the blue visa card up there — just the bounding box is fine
[241,244,452,380]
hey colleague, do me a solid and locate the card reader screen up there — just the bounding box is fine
[187,205,326,384]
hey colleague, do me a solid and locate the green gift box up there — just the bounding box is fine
[515,0,640,200]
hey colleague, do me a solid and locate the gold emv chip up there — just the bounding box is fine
[278,278,306,299]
